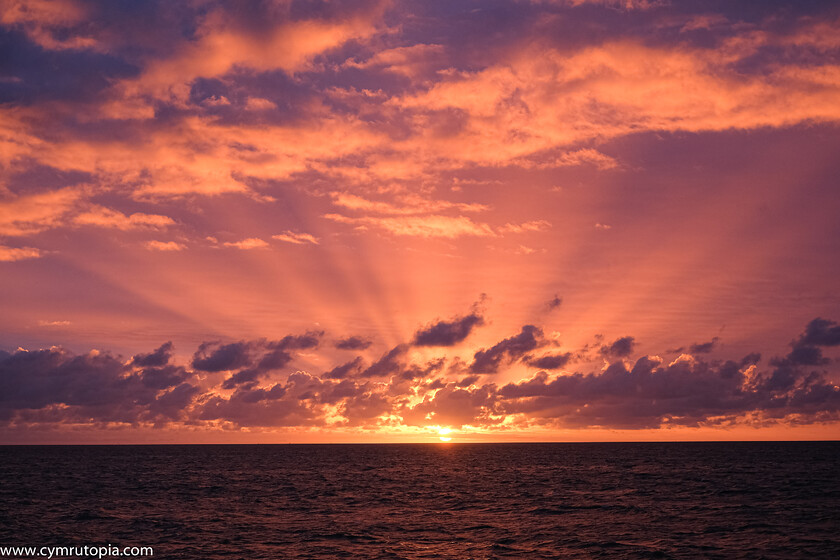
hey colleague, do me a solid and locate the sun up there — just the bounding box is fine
[438,427,452,442]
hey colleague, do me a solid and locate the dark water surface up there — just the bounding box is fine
[1,443,838,559]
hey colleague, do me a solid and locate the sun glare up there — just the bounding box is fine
[438,427,452,442]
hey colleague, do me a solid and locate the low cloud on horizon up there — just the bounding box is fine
[1,315,838,437]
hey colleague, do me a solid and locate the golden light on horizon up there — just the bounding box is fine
[434,427,453,442]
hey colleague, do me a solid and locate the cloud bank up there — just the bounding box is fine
[2,317,837,435]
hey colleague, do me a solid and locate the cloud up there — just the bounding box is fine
[36,319,69,326]
[497,347,840,429]
[272,231,319,245]
[0,346,197,425]
[116,2,388,104]
[486,317,840,429]
[73,205,174,230]
[244,97,277,111]
[221,368,263,390]
[324,214,497,239]
[413,312,484,347]
[196,386,320,428]
[343,43,446,78]
[601,336,635,358]
[146,240,186,251]
[335,336,372,350]
[3,5,840,218]
[196,333,322,388]
[201,95,231,107]
[223,238,269,249]
[402,382,498,428]
[690,338,720,354]
[0,245,42,262]
[552,149,619,169]
[191,333,322,384]
[514,148,619,170]
[326,211,553,240]
[0,0,98,51]
[196,370,389,428]
[498,220,552,234]
[323,356,365,380]
[271,332,322,351]
[796,318,840,348]
[330,192,488,215]
[525,352,573,370]
[360,344,409,378]
[0,189,173,240]
[471,325,544,373]
[547,295,563,310]
[192,341,253,373]
[556,0,666,10]
[393,32,840,167]
[0,318,838,432]
[0,188,83,237]
[132,341,173,368]
[325,193,548,240]
[764,318,840,390]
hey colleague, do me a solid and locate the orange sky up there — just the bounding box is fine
[1,0,839,443]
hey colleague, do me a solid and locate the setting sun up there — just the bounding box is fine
[438,427,452,442]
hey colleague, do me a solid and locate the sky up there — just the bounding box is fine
[1,0,839,443]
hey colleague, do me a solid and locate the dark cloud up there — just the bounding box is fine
[413,313,484,346]
[197,371,383,428]
[797,318,840,347]
[342,389,392,425]
[740,352,761,367]
[140,364,190,390]
[132,341,174,367]
[426,378,446,390]
[256,349,293,371]
[401,382,499,428]
[335,336,372,350]
[148,383,200,420]
[783,346,829,367]
[398,358,446,381]
[689,337,719,354]
[547,295,563,310]
[470,325,543,373]
[323,356,364,379]
[781,318,840,369]
[191,341,253,372]
[397,319,840,430]
[600,336,635,358]
[766,318,840,383]
[221,368,262,390]
[1,318,838,433]
[269,332,323,351]
[195,332,322,386]
[0,29,139,105]
[456,375,480,387]
[360,344,409,377]
[496,350,840,429]
[197,390,318,427]
[0,347,198,424]
[525,353,573,370]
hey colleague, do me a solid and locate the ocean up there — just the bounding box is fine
[0,442,838,559]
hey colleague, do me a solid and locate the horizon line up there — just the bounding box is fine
[1,440,838,446]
